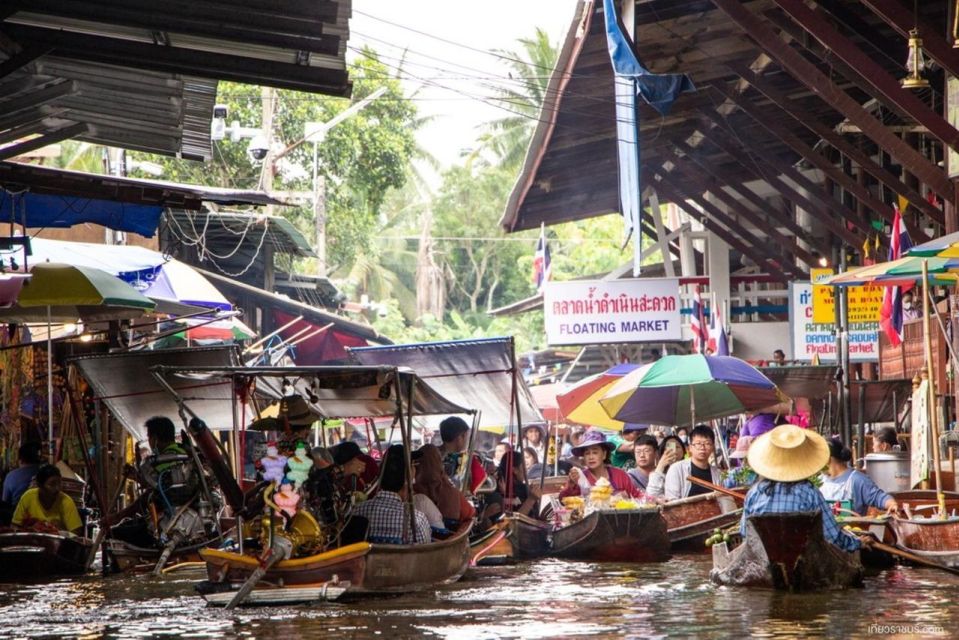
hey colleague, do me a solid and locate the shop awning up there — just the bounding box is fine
[70,346,241,441]
[350,337,546,432]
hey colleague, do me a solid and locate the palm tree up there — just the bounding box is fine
[472,28,559,168]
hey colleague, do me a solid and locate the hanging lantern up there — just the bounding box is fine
[902,29,930,90]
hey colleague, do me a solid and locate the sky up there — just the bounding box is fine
[349,0,580,172]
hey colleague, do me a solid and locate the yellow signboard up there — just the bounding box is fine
[811,268,883,324]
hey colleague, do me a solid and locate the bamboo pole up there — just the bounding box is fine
[242,314,304,354]
[921,259,946,518]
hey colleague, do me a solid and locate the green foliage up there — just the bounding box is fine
[129,49,419,272]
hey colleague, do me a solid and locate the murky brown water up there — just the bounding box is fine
[0,556,956,639]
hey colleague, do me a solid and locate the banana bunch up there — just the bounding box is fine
[562,496,585,509]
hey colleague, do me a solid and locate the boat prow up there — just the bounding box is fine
[200,580,350,607]
[661,492,741,552]
[711,512,863,591]
[470,514,550,566]
[889,515,959,569]
[0,530,94,580]
[550,507,670,563]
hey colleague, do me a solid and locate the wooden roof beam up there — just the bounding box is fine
[858,0,959,81]
[727,61,944,226]
[699,109,865,247]
[653,171,791,283]
[708,0,954,205]
[671,137,829,259]
[769,0,959,155]
[662,147,813,270]
[708,80,920,240]
[0,121,88,159]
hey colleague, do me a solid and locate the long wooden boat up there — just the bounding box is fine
[890,490,959,514]
[889,515,959,569]
[661,492,741,552]
[106,538,210,573]
[550,507,669,563]
[710,512,863,591]
[199,522,472,595]
[470,514,550,565]
[0,531,94,580]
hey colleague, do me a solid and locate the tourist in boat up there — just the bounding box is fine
[523,447,539,473]
[821,438,898,516]
[352,445,431,545]
[871,427,901,453]
[608,424,646,469]
[743,425,860,553]
[438,416,488,493]
[496,448,540,517]
[1,442,43,513]
[331,441,379,490]
[12,464,83,535]
[627,435,659,491]
[523,424,547,464]
[661,425,723,500]
[675,427,689,445]
[561,427,585,459]
[558,430,645,500]
[493,441,510,467]
[740,412,778,439]
[646,435,686,497]
[139,416,201,508]
[413,444,475,529]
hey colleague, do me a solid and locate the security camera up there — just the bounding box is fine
[247,133,269,162]
[211,104,228,141]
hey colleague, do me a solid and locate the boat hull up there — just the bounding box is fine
[0,532,93,580]
[470,515,550,565]
[550,508,670,563]
[711,512,863,591]
[106,538,206,573]
[201,524,471,594]
[661,493,741,552]
[889,516,959,568]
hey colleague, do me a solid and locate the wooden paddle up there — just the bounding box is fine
[860,538,959,577]
[687,476,746,502]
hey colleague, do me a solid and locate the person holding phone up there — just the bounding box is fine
[645,435,686,498]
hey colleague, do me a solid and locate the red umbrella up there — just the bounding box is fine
[556,363,640,430]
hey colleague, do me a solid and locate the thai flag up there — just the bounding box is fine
[532,224,551,292]
[879,204,913,347]
[691,285,709,353]
[708,303,729,356]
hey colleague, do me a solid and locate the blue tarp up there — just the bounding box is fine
[0,192,163,237]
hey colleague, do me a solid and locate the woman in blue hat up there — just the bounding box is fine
[558,429,646,500]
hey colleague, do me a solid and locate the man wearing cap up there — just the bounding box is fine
[607,425,646,469]
[742,425,860,552]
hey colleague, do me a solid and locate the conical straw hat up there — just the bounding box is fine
[747,425,829,482]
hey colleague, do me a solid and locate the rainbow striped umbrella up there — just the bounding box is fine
[822,256,959,287]
[600,354,787,427]
[906,230,959,258]
[556,363,641,431]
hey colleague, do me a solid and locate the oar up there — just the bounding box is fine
[860,538,959,577]
[687,476,746,502]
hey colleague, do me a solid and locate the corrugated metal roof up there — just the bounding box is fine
[165,209,316,258]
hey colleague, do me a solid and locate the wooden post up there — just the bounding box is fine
[922,259,946,516]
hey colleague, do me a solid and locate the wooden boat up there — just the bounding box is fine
[470,514,550,565]
[550,507,669,563]
[200,522,472,595]
[889,515,959,569]
[0,530,94,580]
[710,512,863,591]
[890,490,959,515]
[105,538,209,573]
[200,580,350,607]
[661,492,741,552]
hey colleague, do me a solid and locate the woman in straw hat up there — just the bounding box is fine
[741,425,860,553]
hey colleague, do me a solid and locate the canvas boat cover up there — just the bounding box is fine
[153,366,469,421]
[70,346,241,441]
[349,337,546,431]
[758,365,839,400]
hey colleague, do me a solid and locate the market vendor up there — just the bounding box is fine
[742,425,860,553]
[821,438,898,516]
[12,464,83,535]
[2,441,43,508]
[559,430,645,500]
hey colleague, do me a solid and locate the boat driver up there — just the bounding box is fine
[138,416,200,509]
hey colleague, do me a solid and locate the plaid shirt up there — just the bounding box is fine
[352,490,431,545]
[741,479,860,552]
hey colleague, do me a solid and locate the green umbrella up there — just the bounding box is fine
[9,263,155,455]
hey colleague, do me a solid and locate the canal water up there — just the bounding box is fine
[0,555,956,639]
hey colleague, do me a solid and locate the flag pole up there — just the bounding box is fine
[921,258,945,517]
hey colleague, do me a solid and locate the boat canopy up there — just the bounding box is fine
[152,365,471,424]
[350,337,545,432]
[70,346,241,441]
